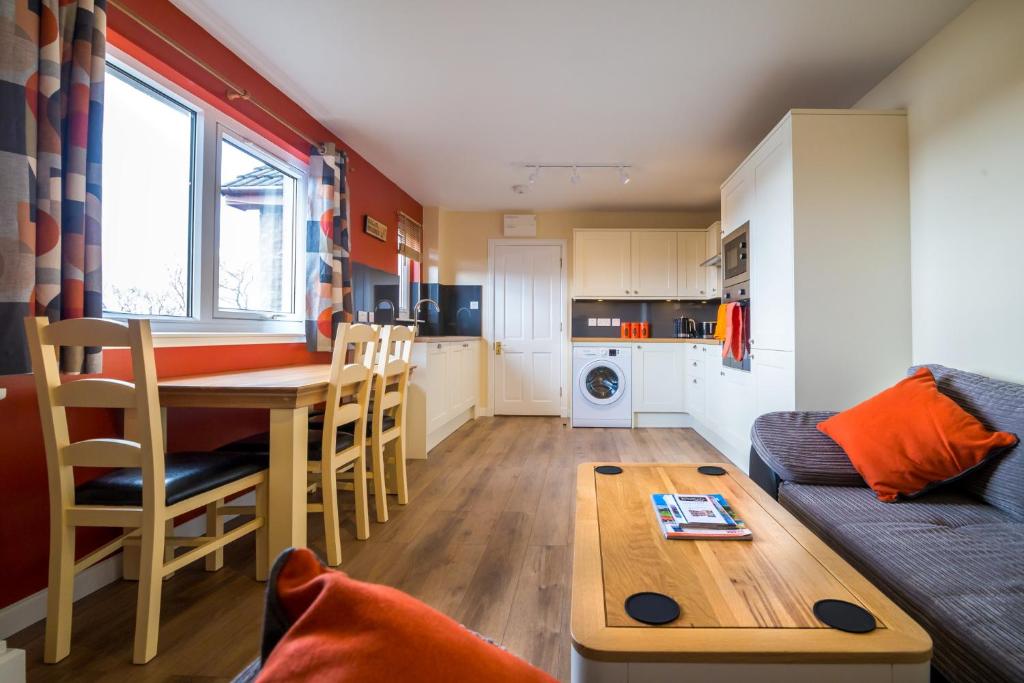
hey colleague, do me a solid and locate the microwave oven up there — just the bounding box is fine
[722,223,749,288]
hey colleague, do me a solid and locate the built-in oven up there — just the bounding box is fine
[722,223,749,289]
[722,277,751,372]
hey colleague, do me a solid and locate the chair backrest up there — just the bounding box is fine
[24,317,166,511]
[372,326,415,428]
[321,324,377,456]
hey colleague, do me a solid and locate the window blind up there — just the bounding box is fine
[397,212,423,261]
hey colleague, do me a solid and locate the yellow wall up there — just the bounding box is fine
[428,209,720,286]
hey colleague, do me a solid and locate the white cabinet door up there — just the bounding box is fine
[456,341,479,413]
[677,231,708,298]
[749,126,795,352]
[632,344,685,412]
[447,343,466,416]
[705,222,721,298]
[426,343,450,433]
[721,166,753,235]
[752,349,795,417]
[721,366,756,456]
[630,231,678,297]
[684,344,707,419]
[573,230,631,298]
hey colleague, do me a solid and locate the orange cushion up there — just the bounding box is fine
[256,548,557,683]
[817,367,1018,502]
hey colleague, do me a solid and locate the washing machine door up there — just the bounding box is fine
[578,359,627,405]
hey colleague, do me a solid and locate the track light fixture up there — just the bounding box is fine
[515,163,633,191]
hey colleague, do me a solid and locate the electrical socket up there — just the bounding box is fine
[598,318,611,327]
[588,318,597,327]
[611,318,621,327]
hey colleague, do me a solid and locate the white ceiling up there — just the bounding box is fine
[172,0,969,212]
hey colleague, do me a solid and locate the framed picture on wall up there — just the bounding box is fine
[364,215,388,242]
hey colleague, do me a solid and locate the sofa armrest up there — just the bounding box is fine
[750,412,865,487]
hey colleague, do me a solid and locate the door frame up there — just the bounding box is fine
[485,238,569,418]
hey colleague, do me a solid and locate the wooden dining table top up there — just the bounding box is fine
[158,364,332,409]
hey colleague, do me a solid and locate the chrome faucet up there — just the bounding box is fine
[412,298,440,322]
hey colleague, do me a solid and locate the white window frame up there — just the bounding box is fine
[103,45,308,342]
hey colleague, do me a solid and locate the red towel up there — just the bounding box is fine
[722,303,745,361]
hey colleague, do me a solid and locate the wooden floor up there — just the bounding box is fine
[10,416,726,682]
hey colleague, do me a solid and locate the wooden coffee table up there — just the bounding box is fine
[571,463,931,682]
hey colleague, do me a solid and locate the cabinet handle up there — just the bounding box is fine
[436,344,442,350]
[625,289,629,294]
[693,378,698,384]
[700,290,705,294]
[463,343,469,348]
[633,290,639,294]
[720,371,725,376]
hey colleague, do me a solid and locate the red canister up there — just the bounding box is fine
[630,322,641,339]
[620,322,631,339]
[640,322,650,338]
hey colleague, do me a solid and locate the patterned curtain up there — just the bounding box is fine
[305,142,354,351]
[0,0,106,374]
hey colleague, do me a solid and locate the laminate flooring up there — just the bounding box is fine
[10,416,726,682]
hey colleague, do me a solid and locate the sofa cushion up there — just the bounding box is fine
[913,365,1024,520]
[780,482,1024,683]
[817,367,1017,502]
[750,411,864,486]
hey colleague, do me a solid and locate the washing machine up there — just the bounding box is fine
[572,345,632,428]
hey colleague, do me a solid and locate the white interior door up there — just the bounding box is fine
[494,244,563,415]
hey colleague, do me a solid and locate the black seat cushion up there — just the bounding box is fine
[218,430,355,461]
[341,415,395,436]
[75,451,268,507]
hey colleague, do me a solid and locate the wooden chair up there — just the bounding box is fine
[340,325,415,520]
[306,323,376,565]
[24,317,269,665]
[220,323,378,564]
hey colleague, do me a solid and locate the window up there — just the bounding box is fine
[396,212,423,319]
[102,63,195,317]
[101,49,307,335]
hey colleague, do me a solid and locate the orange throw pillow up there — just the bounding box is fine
[256,548,557,683]
[817,367,1018,502]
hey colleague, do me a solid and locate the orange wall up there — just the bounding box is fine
[0,0,420,609]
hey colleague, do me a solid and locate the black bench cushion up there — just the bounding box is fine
[219,430,355,461]
[780,482,1024,683]
[75,451,268,507]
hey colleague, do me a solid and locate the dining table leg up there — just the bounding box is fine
[265,407,309,574]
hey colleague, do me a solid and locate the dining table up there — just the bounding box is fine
[120,364,333,579]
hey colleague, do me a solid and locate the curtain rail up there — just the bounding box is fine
[108,0,324,153]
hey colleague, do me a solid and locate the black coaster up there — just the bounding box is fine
[813,599,877,633]
[595,465,623,475]
[624,592,680,625]
[697,465,726,476]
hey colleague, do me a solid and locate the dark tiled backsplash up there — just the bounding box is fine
[411,282,483,337]
[352,263,483,336]
[572,300,720,338]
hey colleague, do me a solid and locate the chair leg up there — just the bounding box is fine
[255,482,269,581]
[353,451,370,541]
[394,434,409,506]
[321,459,343,567]
[43,519,75,664]
[204,500,224,571]
[370,433,389,523]
[133,517,166,664]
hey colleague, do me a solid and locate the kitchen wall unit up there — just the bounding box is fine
[573,228,714,300]
[407,339,480,458]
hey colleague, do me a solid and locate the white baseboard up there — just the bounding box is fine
[0,492,254,641]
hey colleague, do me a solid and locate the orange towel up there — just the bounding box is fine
[713,304,727,341]
[722,303,745,361]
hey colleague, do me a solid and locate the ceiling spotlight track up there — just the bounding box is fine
[514,162,633,191]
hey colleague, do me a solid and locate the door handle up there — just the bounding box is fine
[495,341,502,355]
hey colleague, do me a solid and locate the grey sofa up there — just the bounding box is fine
[750,365,1024,683]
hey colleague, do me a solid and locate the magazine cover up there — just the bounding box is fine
[651,493,752,541]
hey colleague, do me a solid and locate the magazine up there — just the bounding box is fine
[651,493,752,541]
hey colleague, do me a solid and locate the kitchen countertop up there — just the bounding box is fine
[572,337,721,345]
[415,336,482,343]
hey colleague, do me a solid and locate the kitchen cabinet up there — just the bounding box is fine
[632,343,686,412]
[409,340,480,458]
[676,231,708,298]
[705,221,722,298]
[631,231,678,297]
[683,343,708,420]
[721,109,911,414]
[572,230,632,298]
[573,228,716,300]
